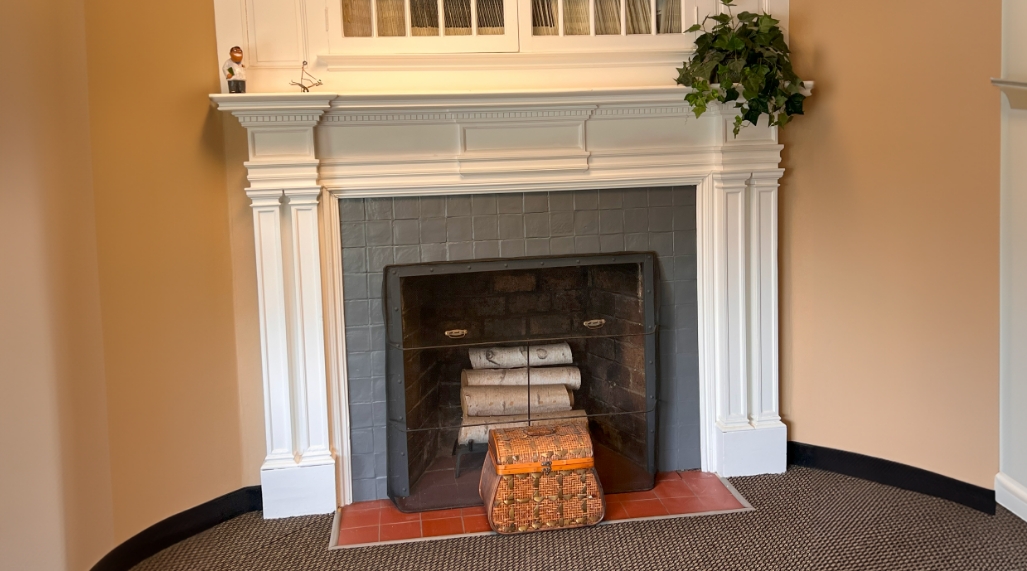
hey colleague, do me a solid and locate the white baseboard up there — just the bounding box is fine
[996,472,1027,522]
[715,423,787,477]
[261,463,337,519]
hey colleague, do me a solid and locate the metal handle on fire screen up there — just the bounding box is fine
[583,319,606,330]
[445,329,468,339]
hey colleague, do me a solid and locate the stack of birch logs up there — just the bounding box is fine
[458,342,587,446]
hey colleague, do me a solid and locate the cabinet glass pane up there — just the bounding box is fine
[444,0,472,34]
[595,0,621,35]
[656,0,680,33]
[625,0,650,34]
[411,0,440,35]
[376,0,407,36]
[564,0,589,35]
[477,0,504,34]
[532,0,558,35]
[343,0,374,36]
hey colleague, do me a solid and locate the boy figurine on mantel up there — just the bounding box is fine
[223,46,246,93]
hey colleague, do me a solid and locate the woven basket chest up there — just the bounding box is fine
[478,422,605,534]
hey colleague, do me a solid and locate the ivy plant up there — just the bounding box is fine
[676,0,806,136]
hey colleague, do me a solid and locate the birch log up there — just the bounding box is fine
[469,342,573,369]
[461,366,581,390]
[457,409,587,445]
[461,385,573,417]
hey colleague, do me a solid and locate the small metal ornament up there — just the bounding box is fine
[289,61,323,92]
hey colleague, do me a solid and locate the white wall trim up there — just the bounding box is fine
[996,472,1027,523]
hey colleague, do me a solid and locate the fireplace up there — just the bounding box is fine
[383,254,658,510]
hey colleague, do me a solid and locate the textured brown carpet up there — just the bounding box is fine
[130,467,1027,570]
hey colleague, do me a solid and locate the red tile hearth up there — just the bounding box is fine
[332,471,750,549]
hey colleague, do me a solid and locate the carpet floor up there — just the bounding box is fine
[130,467,1027,570]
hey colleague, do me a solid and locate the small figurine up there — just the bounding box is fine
[289,61,323,93]
[223,46,246,93]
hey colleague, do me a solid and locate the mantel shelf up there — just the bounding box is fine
[993,78,1027,110]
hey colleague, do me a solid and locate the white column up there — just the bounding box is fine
[214,94,340,518]
[749,170,784,429]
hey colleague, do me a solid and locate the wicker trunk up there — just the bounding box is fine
[479,423,605,534]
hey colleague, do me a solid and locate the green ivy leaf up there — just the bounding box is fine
[686,24,703,32]
[785,93,806,115]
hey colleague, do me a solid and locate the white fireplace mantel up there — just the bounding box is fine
[212,85,792,518]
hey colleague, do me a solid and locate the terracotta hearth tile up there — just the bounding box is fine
[420,508,464,520]
[621,499,669,518]
[380,521,423,542]
[659,495,706,514]
[347,499,389,511]
[463,515,493,533]
[337,525,380,546]
[655,471,682,482]
[380,507,421,524]
[682,475,727,496]
[422,517,464,537]
[653,480,696,499]
[604,502,630,521]
[699,494,744,511]
[461,506,487,518]
[611,489,658,502]
[339,508,381,529]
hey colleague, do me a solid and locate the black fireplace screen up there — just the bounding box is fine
[383,252,658,512]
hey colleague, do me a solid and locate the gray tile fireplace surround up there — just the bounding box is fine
[339,187,699,501]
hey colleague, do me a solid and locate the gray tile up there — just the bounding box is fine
[343,274,368,299]
[472,194,497,215]
[624,208,649,233]
[574,235,600,254]
[392,219,420,245]
[599,210,623,234]
[499,214,525,239]
[549,191,574,211]
[375,453,388,477]
[343,247,367,274]
[373,426,387,453]
[369,299,384,325]
[370,324,385,347]
[524,213,550,237]
[373,401,387,424]
[649,187,673,206]
[367,274,382,299]
[341,222,365,248]
[372,351,386,377]
[350,403,374,429]
[598,189,623,209]
[550,211,574,236]
[447,216,473,242]
[373,377,386,401]
[524,192,549,213]
[473,215,499,240]
[497,193,523,214]
[600,234,625,252]
[352,453,376,479]
[650,232,674,256]
[394,245,420,264]
[366,197,394,220]
[448,241,473,260]
[675,231,696,255]
[367,246,394,272]
[347,352,372,379]
[365,220,393,246]
[573,210,599,235]
[574,189,598,210]
[351,428,374,454]
[420,196,446,217]
[348,378,373,404]
[674,304,697,328]
[447,195,471,216]
[340,199,366,221]
[550,236,575,255]
[421,243,447,262]
[673,186,696,205]
[420,217,447,243]
[649,207,673,232]
[622,188,648,208]
[351,478,377,502]
[526,238,550,256]
[660,282,675,306]
[659,305,677,328]
[344,300,370,326]
[673,207,696,231]
[376,478,388,499]
[674,255,697,280]
[346,327,372,352]
[625,233,649,251]
[500,239,526,258]
[394,197,420,219]
[658,257,674,280]
[474,240,500,258]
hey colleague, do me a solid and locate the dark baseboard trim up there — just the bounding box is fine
[91,486,262,571]
[788,442,995,515]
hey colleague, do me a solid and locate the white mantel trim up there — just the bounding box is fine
[214,85,791,515]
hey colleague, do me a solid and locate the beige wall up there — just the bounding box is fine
[780,1,1001,488]
[82,0,246,541]
[0,1,115,569]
